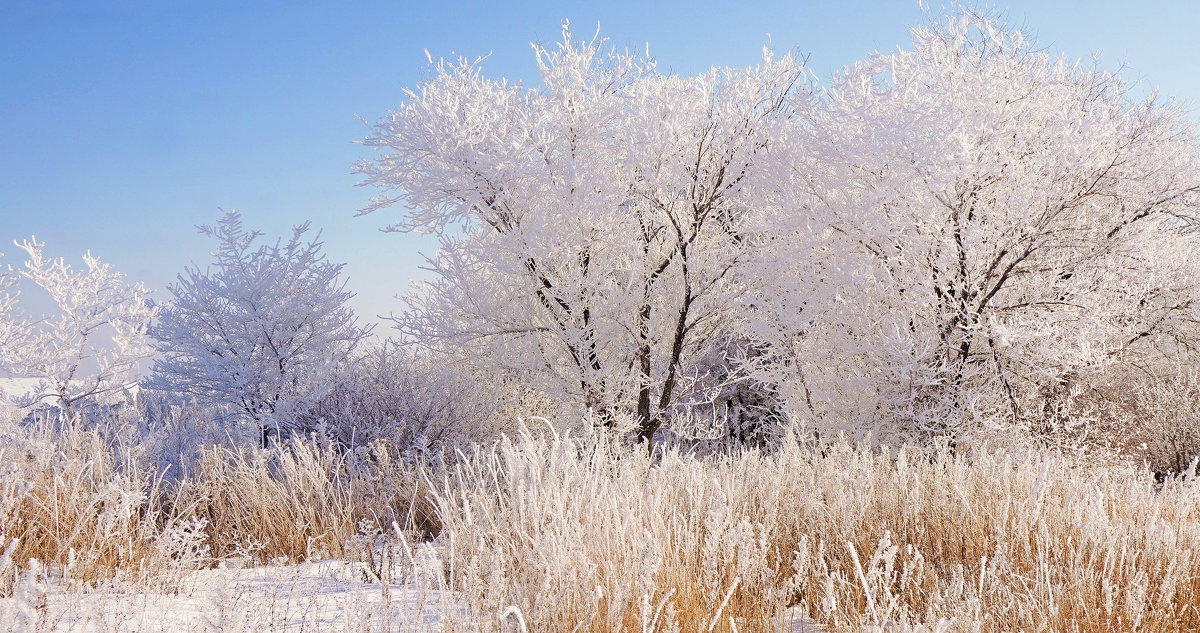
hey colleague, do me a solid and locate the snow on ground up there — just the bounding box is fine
[0,545,461,633]
[0,377,42,400]
[0,543,829,633]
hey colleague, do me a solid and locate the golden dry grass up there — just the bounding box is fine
[0,418,434,594]
[0,420,200,591]
[430,428,1200,632]
[3,414,1198,632]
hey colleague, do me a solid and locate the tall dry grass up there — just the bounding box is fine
[181,436,436,562]
[0,411,435,595]
[0,417,210,593]
[5,406,1200,632]
[430,426,1200,632]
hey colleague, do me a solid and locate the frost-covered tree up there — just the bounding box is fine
[759,11,1200,441]
[357,11,1200,448]
[0,253,26,363]
[151,211,371,443]
[357,26,812,443]
[0,238,159,420]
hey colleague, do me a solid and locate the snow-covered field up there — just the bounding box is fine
[0,556,827,633]
[0,548,460,633]
[0,377,41,400]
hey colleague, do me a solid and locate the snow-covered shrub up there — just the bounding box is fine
[127,389,243,478]
[1056,367,1200,479]
[147,516,211,590]
[307,339,510,450]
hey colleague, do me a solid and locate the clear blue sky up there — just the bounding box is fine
[2,0,1198,327]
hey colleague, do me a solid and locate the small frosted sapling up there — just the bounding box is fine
[152,210,371,445]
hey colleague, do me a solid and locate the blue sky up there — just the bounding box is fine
[2,0,1199,327]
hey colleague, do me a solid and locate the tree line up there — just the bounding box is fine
[3,10,1200,458]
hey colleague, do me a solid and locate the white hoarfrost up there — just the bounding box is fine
[756,12,1200,441]
[359,12,1200,444]
[0,238,159,419]
[358,25,814,443]
[151,210,372,440]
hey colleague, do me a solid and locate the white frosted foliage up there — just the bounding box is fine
[151,210,371,438]
[0,238,159,417]
[358,25,814,442]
